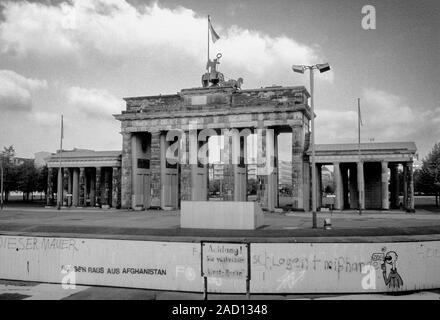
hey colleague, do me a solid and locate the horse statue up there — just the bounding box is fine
[220,77,243,90]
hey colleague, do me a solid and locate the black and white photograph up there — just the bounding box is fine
[0,0,439,307]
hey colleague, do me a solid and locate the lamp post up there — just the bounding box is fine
[292,63,331,229]
[57,115,64,210]
[0,155,3,210]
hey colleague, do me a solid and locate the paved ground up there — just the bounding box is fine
[0,279,439,300]
[1,206,440,241]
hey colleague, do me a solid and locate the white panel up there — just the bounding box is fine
[0,236,202,292]
[251,242,440,293]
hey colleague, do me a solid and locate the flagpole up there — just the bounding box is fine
[207,15,210,67]
[57,114,63,210]
[358,98,362,215]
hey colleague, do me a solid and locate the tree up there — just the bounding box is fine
[17,160,38,201]
[1,146,47,203]
[417,142,440,206]
[1,145,19,203]
[36,165,48,199]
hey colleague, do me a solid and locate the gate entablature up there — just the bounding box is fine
[115,85,311,133]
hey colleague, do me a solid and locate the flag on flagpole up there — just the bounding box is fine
[208,16,220,43]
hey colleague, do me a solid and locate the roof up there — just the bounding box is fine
[46,149,122,168]
[47,150,121,159]
[309,142,417,154]
[124,85,311,101]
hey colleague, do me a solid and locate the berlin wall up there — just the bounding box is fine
[1,235,439,294]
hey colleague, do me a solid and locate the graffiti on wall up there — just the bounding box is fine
[371,247,404,289]
[250,242,440,294]
[1,236,440,294]
[0,235,203,292]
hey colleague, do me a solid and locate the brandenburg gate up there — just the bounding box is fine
[115,83,312,212]
[45,58,417,213]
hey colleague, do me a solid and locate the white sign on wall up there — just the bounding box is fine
[0,235,203,292]
[202,242,248,280]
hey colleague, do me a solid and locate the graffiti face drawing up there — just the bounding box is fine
[381,251,403,289]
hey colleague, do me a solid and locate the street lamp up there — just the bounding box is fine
[292,62,331,229]
[0,154,3,210]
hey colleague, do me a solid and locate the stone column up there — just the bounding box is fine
[131,133,142,209]
[188,129,198,201]
[256,128,267,208]
[381,161,389,210]
[62,168,69,206]
[334,162,343,210]
[291,124,305,210]
[150,131,161,207]
[403,163,408,210]
[90,169,96,207]
[72,168,79,206]
[179,131,192,201]
[121,132,132,209]
[232,130,247,202]
[349,165,359,209]
[46,167,54,206]
[112,166,121,208]
[160,132,167,208]
[95,167,101,207]
[161,131,181,208]
[357,161,365,210]
[85,169,90,207]
[103,168,111,206]
[405,162,415,212]
[79,167,85,207]
[67,169,72,206]
[256,127,278,211]
[315,165,322,210]
[267,128,278,211]
[219,129,234,201]
[342,166,350,210]
[389,164,399,209]
[57,168,62,206]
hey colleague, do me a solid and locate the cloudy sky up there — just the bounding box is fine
[0,0,439,160]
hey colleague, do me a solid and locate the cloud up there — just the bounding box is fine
[361,88,420,139]
[0,0,331,86]
[315,88,421,144]
[315,88,440,157]
[316,109,358,143]
[66,86,122,119]
[29,111,61,126]
[0,69,47,112]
